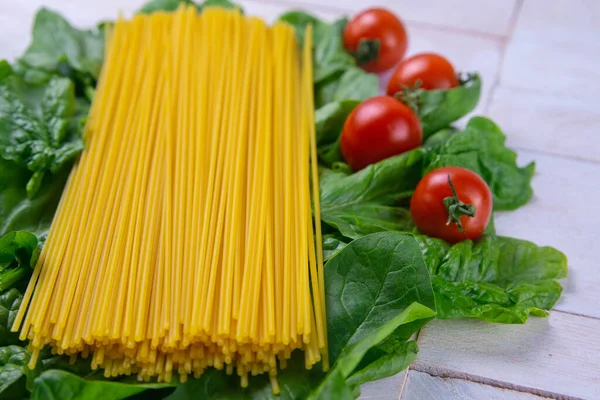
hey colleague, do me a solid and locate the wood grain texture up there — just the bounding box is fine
[487,86,600,162]
[401,371,552,400]
[500,0,600,98]
[415,312,600,399]
[494,150,600,319]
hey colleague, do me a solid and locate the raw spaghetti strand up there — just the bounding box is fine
[12,6,327,392]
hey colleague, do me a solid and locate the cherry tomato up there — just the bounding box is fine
[343,8,408,73]
[410,167,492,243]
[386,53,458,96]
[340,96,422,171]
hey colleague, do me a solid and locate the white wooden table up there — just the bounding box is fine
[1,0,599,398]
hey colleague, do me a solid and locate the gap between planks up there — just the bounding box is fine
[481,0,523,114]
[405,309,598,399]
[405,366,581,400]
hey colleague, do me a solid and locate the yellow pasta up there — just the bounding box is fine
[12,5,327,392]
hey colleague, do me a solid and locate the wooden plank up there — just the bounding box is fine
[415,312,600,399]
[259,0,519,36]
[359,371,407,400]
[487,86,600,162]
[500,0,600,99]
[402,370,554,400]
[494,151,600,319]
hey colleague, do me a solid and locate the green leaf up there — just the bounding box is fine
[138,0,187,13]
[0,231,39,292]
[169,232,435,399]
[311,304,433,399]
[422,127,457,148]
[166,351,321,400]
[0,289,24,346]
[420,235,568,324]
[278,10,321,47]
[321,203,415,240]
[347,341,418,389]
[325,232,435,361]
[30,370,173,400]
[0,345,33,398]
[42,77,75,147]
[315,67,378,109]
[0,157,70,239]
[322,233,348,262]
[199,0,244,13]
[315,100,359,166]
[307,368,355,400]
[0,76,83,198]
[0,61,11,82]
[424,116,534,210]
[313,19,355,85]
[320,150,423,239]
[417,73,482,139]
[18,8,104,85]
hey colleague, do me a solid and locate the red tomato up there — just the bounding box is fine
[410,167,492,243]
[340,96,422,171]
[343,8,408,73]
[386,53,458,96]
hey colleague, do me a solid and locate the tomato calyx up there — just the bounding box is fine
[458,72,476,86]
[443,175,476,232]
[353,38,381,65]
[393,81,422,115]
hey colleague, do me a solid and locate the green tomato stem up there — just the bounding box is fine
[443,175,476,233]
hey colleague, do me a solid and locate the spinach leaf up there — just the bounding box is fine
[0,231,39,293]
[0,157,69,239]
[315,100,359,166]
[168,232,435,399]
[0,75,83,198]
[413,73,481,139]
[0,289,23,346]
[313,19,355,85]
[30,370,173,400]
[320,150,423,239]
[17,9,104,88]
[424,116,534,210]
[166,352,320,400]
[0,61,10,82]
[198,0,244,12]
[139,0,243,16]
[422,127,457,148]
[311,303,434,400]
[278,11,321,47]
[0,345,33,399]
[419,235,568,324]
[325,232,435,361]
[138,0,189,13]
[314,67,378,109]
[322,233,348,262]
[346,340,418,390]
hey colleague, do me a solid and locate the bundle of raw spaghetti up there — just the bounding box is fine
[11,5,327,392]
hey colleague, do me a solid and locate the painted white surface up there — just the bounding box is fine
[401,371,551,400]
[494,150,600,320]
[359,371,407,400]
[415,312,600,399]
[1,0,598,399]
[500,0,600,98]
[488,86,600,162]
